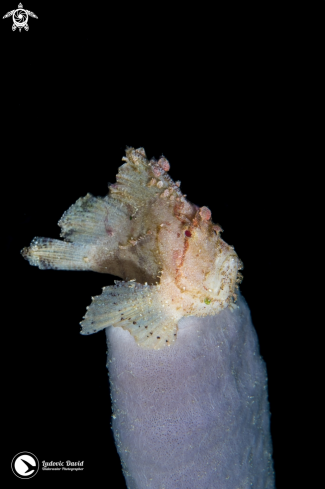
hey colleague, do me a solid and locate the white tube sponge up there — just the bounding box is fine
[107,292,275,489]
[21,148,275,487]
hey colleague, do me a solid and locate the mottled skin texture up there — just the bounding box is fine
[21,148,242,349]
[107,293,275,489]
[21,148,274,487]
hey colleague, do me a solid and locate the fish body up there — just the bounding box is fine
[21,147,274,488]
[22,147,242,349]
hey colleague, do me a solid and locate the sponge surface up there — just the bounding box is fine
[106,293,275,489]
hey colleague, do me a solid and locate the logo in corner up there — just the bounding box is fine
[3,3,38,32]
[11,452,39,479]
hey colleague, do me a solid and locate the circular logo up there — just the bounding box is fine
[13,9,28,28]
[11,452,39,479]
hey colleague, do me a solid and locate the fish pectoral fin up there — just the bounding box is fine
[80,281,180,349]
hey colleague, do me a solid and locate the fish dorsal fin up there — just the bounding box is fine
[80,281,181,349]
[21,148,196,283]
[58,193,127,244]
[109,148,184,216]
[21,194,131,274]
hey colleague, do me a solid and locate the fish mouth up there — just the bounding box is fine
[205,250,239,303]
[217,252,240,301]
[220,253,239,281]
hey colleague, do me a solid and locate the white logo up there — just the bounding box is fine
[3,3,38,32]
[11,452,40,479]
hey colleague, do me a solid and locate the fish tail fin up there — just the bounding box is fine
[21,237,91,270]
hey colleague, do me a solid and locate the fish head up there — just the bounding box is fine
[174,206,243,315]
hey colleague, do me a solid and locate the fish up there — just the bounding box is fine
[21,147,274,489]
[21,147,243,350]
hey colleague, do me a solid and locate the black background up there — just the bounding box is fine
[3,1,324,488]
